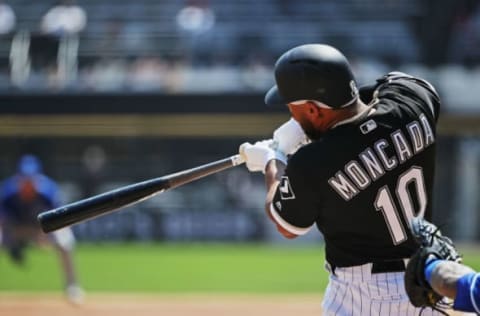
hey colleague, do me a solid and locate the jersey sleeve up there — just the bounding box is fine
[36,175,61,208]
[270,150,319,236]
[377,72,441,121]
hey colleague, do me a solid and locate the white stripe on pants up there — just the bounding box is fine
[321,261,446,316]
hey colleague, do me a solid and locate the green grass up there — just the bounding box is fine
[459,248,480,269]
[1,243,479,294]
[0,243,326,293]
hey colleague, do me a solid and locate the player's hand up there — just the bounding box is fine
[272,118,309,156]
[239,140,286,173]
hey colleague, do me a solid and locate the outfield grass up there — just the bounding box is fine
[0,243,326,293]
[1,243,479,293]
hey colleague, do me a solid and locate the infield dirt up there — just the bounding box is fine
[0,294,323,316]
[0,293,467,316]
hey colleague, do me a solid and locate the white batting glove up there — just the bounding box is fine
[239,140,287,173]
[272,118,310,156]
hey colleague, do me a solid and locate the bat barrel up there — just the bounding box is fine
[38,154,245,233]
[38,177,170,233]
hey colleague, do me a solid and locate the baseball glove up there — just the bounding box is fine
[404,218,462,312]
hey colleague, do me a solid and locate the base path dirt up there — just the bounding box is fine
[0,293,323,316]
[0,293,467,316]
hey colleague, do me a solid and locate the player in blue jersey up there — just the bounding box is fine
[426,258,480,314]
[0,155,84,304]
[408,218,480,314]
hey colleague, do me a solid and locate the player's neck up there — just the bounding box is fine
[331,100,371,128]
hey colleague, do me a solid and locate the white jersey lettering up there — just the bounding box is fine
[328,115,435,201]
[328,171,359,201]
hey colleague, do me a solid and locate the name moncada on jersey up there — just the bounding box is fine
[328,112,435,202]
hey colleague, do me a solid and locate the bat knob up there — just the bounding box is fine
[232,154,246,166]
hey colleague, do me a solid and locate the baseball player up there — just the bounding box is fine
[0,155,84,304]
[405,217,480,314]
[424,258,480,314]
[240,44,443,315]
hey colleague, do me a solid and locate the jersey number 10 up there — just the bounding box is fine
[374,166,426,244]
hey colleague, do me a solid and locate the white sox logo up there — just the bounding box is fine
[279,176,295,200]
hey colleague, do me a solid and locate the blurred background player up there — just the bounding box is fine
[0,155,84,304]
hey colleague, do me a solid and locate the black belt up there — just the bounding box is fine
[329,259,406,274]
[371,260,406,273]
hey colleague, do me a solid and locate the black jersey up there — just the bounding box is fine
[271,72,441,267]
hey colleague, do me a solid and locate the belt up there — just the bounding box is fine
[371,259,406,273]
[329,259,407,275]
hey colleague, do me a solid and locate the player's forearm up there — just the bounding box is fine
[264,159,286,209]
[429,260,474,298]
[263,159,297,239]
[426,258,480,313]
[264,159,286,223]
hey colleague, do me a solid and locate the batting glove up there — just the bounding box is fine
[239,140,287,173]
[272,118,309,156]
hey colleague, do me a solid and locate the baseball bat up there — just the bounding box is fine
[38,154,245,233]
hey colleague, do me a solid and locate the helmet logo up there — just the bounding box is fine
[350,80,358,98]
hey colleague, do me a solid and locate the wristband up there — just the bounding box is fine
[424,257,442,285]
[262,150,287,174]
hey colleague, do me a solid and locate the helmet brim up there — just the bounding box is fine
[264,86,286,107]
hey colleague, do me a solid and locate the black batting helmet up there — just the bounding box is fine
[265,44,359,109]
